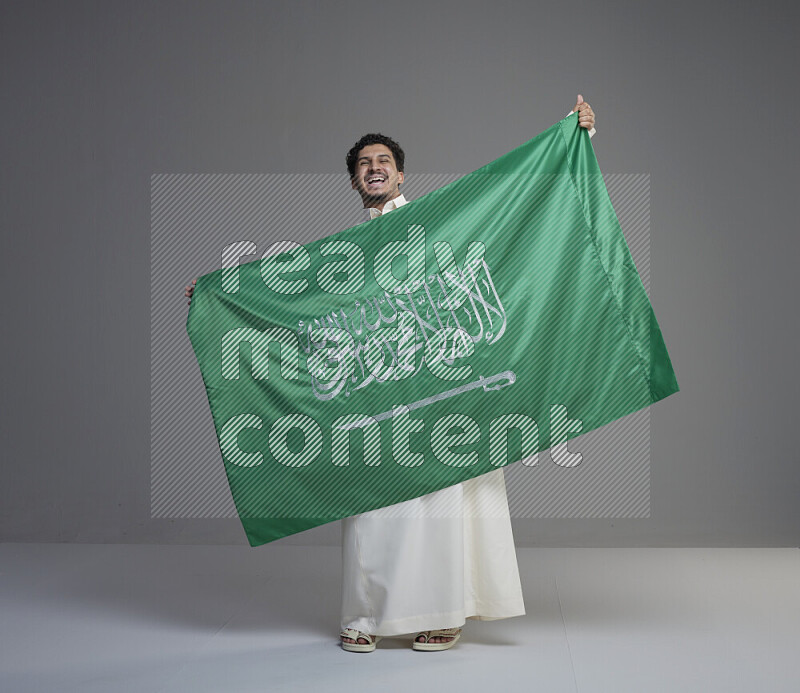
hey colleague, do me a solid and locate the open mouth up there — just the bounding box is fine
[366,175,386,188]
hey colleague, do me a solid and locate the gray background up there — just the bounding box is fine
[1,0,797,547]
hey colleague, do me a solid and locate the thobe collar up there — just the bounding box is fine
[363,193,408,222]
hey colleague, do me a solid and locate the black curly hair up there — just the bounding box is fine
[346,133,405,179]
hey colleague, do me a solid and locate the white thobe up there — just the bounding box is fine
[340,113,595,637]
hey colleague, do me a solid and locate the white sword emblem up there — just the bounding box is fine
[336,370,516,430]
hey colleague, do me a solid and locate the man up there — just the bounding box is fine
[185,94,596,653]
[340,94,596,652]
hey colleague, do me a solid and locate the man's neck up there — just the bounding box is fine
[363,192,403,213]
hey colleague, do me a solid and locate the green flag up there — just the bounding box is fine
[186,111,679,547]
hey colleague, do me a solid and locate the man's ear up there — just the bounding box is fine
[350,177,357,190]
[398,171,405,185]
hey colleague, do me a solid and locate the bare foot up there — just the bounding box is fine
[416,628,460,644]
[342,633,371,645]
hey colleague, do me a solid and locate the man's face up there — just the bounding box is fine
[350,144,404,208]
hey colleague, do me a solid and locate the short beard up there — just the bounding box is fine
[360,186,393,206]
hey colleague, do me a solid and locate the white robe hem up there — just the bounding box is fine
[341,597,526,637]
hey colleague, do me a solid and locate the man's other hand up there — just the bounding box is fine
[185,278,197,305]
[572,94,595,132]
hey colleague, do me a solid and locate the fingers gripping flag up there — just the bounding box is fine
[186,112,679,546]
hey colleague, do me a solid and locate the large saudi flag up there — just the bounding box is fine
[186,111,679,547]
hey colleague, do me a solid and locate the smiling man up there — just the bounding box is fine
[348,135,406,217]
[337,95,597,653]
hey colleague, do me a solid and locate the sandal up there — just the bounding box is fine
[412,626,462,651]
[340,627,382,652]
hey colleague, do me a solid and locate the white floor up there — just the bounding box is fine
[1,544,798,693]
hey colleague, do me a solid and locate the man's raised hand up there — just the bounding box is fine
[572,94,595,132]
[185,278,197,305]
